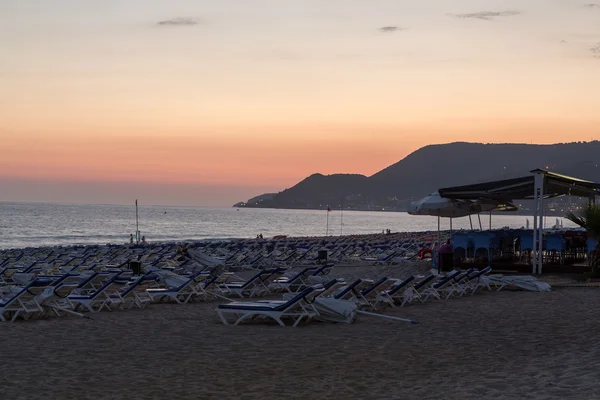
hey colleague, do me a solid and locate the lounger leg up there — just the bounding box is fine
[216,310,230,325]
[293,315,304,327]
[234,312,259,326]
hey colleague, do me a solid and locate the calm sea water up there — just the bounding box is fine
[0,202,576,249]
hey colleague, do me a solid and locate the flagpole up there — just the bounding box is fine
[326,206,329,236]
[340,198,344,236]
[135,199,139,244]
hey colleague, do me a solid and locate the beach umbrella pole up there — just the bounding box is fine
[356,310,419,324]
[49,305,92,319]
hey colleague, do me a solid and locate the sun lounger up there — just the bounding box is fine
[147,271,211,304]
[215,285,324,327]
[256,278,345,305]
[107,274,159,310]
[375,276,416,308]
[403,275,439,305]
[270,267,318,293]
[221,269,280,298]
[332,279,373,302]
[464,266,493,294]
[0,279,51,321]
[67,273,127,312]
[356,277,399,310]
[422,271,462,301]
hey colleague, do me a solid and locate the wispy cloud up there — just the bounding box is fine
[584,3,600,8]
[379,26,403,33]
[591,43,600,58]
[157,17,198,26]
[449,11,520,21]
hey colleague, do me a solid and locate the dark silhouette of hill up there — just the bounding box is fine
[235,141,600,211]
[236,173,368,209]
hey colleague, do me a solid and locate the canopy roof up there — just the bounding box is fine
[438,169,600,201]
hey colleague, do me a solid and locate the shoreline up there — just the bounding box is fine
[0,231,444,252]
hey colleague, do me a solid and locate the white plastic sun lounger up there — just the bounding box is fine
[464,266,493,294]
[402,275,439,305]
[107,274,159,310]
[215,285,324,327]
[221,268,281,298]
[376,276,416,308]
[356,277,399,310]
[67,274,127,313]
[269,267,318,293]
[421,271,462,301]
[147,271,210,304]
[0,281,45,322]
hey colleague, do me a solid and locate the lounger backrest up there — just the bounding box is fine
[260,268,285,283]
[333,279,362,299]
[433,271,461,288]
[311,263,333,276]
[480,266,492,275]
[360,277,389,296]
[466,266,492,281]
[455,268,477,283]
[85,273,124,299]
[0,286,29,306]
[387,276,416,295]
[162,274,193,292]
[413,275,435,290]
[0,278,47,305]
[76,272,109,288]
[273,286,316,311]
[242,269,272,287]
[119,274,157,296]
[287,267,317,283]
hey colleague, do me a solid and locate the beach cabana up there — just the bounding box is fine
[438,169,600,274]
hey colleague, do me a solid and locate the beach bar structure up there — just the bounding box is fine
[438,169,600,274]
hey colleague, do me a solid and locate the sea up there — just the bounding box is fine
[0,202,578,250]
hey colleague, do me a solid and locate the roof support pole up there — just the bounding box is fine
[532,173,544,275]
[538,184,544,274]
[437,216,441,275]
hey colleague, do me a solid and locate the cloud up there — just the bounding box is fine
[380,26,403,33]
[450,11,520,20]
[592,43,600,58]
[157,17,198,26]
[584,4,600,8]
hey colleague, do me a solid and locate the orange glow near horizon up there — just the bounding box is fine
[1,0,600,205]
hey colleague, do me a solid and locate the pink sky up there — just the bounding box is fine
[1,1,599,206]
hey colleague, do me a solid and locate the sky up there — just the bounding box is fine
[1,0,599,206]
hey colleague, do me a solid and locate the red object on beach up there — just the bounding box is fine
[418,248,432,260]
[327,206,331,212]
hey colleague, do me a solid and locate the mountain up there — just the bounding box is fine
[234,141,600,211]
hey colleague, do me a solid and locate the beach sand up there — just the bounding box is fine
[2,264,600,400]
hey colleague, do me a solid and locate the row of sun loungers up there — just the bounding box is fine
[0,231,447,276]
[0,261,338,321]
[215,266,496,326]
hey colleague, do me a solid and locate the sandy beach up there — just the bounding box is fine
[1,262,599,400]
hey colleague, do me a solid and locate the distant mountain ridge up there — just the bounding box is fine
[234,141,600,211]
